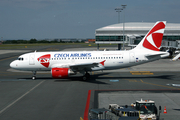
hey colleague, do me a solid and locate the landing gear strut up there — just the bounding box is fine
[32,71,36,80]
[82,72,90,80]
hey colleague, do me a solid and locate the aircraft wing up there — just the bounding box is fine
[51,60,106,71]
[69,62,99,71]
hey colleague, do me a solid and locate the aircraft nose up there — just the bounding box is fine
[10,61,17,68]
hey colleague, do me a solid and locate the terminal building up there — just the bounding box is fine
[95,22,180,49]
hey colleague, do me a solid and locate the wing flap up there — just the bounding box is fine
[70,62,99,71]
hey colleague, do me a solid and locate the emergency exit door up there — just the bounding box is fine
[29,54,35,65]
[129,52,135,63]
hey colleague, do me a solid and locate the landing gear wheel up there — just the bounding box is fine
[82,73,90,81]
[82,76,87,81]
[32,76,36,80]
[32,71,36,80]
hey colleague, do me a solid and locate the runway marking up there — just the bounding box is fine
[129,80,137,82]
[0,80,45,114]
[140,79,180,90]
[142,73,154,75]
[130,71,140,73]
[124,79,137,82]
[110,80,119,82]
[131,73,141,75]
[130,71,153,75]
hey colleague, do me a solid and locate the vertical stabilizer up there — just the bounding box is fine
[134,21,166,51]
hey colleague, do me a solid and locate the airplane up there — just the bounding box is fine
[10,21,169,80]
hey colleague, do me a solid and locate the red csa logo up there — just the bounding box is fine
[100,60,106,66]
[143,22,165,51]
[37,54,51,68]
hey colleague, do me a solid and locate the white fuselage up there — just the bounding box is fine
[10,49,169,72]
[9,21,169,79]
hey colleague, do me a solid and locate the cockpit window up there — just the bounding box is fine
[17,57,24,61]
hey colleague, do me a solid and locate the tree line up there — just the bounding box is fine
[2,39,84,44]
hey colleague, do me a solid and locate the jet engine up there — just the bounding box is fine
[51,68,75,78]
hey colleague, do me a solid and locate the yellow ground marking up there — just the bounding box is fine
[140,71,150,73]
[140,79,180,90]
[131,73,142,75]
[130,71,140,73]
[130,71,153,75]
[124,79,180,90]
[125,79,137,82]
[80,117,84,120]
[142,73,154,75]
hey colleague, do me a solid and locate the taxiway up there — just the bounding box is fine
[0,46,180,120]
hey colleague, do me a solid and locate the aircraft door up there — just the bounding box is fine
[129,52,135,63]
[29,54,35,65]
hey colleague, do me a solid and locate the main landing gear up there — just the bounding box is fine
[32,71,36,80]
[82,72,90,81]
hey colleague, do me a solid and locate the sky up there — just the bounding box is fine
[0,0,180,40]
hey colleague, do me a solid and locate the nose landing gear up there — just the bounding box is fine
[32,71,36,80]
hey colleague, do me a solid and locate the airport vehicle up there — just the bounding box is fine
[89,107,139,120]
[10,21,169,80]
[109,104,139,118]
[131,99,157,120]
[108,99,158,120]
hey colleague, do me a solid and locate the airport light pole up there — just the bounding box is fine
[121,5,127,50]
[115,7,123,50]
[115,8,123,23]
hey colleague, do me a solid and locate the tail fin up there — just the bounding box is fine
[134,21,166,51]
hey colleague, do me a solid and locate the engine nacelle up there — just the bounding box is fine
[51,68,75,79]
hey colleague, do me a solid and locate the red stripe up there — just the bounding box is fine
[84,90,91,120]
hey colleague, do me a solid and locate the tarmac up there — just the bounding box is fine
[0,46,180,120]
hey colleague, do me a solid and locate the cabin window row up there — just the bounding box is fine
[49,57,123,60]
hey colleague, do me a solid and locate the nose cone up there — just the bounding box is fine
[10,61,16,69]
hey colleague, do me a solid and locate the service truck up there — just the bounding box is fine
[131,99,157,120]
